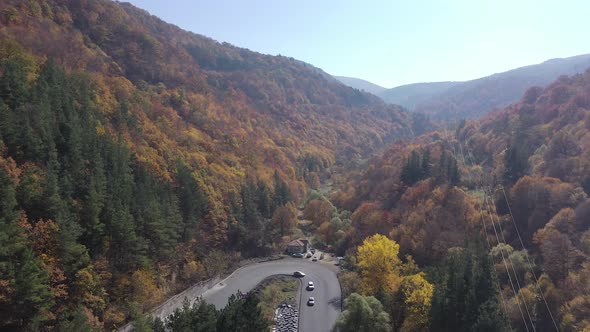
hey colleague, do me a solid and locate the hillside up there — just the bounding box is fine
[378,81,459,110]
[329,69,590,331]
[379,54,590,120]
[0,0,416,185]
[0,0,419,330]
[334,75,387,95]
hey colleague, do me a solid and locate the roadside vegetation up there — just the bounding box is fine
[253,276,299,324]
[150,292,267,332]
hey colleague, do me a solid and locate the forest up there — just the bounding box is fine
[0,0,419,330]
[329,70,590,331]
[1,0,590,331]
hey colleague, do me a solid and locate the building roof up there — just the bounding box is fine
[287,239,306,247]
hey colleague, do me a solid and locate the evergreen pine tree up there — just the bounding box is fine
[80,155,106,256]
[133,166,182,260]
[429,240,508,332]
[44,149,89,276]
[176,162,208,241]
[401,150,423,185]
[217,293,268,332]
[103,141,147,270]
[503,143,529,184]
[0,54,30,109]
[272,170,290,207]
[240,293,268,332]
[256,179,272,219]
[422,147,431,178]
[234,180,266,256]
[0,168,54,329]
[448,157,461,186]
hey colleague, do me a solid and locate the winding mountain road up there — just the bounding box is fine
[201,257,342,332]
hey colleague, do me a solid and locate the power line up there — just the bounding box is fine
[460,135,560,332]
[484,189,536,331]
[476,190,512,331]
[499,186,560,332]
[448,134,529,331]
[456,136,536,331]
[483,192,532,332]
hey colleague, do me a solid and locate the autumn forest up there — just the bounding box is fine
[0,0,589,331]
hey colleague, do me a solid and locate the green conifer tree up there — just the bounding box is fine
[0,168,54,329]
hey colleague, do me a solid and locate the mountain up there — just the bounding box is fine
[379,54,590,119]
[0,0,420,330]
[378,81,460,110]
[0,0,420,192]
[331,69,590,331]
[334,75,387,95]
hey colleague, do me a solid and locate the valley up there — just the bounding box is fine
[0,1,589,332]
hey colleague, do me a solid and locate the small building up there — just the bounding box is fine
[286,239,308,254]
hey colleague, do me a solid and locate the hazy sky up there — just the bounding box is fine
[126,0,590,88]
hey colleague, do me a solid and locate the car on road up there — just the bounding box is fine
[307,297,315,306]
[292,253,304,258]
[293,271,305,277]
[312,256,318,262]
[306,252,312,258]
[307,281,314,290]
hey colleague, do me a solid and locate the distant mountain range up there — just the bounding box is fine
[334,76,387,95]
[332,63,590,331]
[378,81,460,111]
[336,54,590,120]
[402,54,590,119]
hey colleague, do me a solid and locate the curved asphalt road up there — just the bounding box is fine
[201,257,341,332]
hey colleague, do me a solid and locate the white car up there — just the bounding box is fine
[293,271,305,277]
[307,281,315,290]
[307,297,315,306]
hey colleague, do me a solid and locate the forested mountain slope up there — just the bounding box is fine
[0,0,419,330]
[379,81,460,110]
[334,75,387,95]
[330,70,590,331]
[380,54,590,120]
[1,0,417,187]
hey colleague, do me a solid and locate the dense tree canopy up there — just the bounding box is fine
[335,293,392,332]
[0,0,418,329]
[333,67,590,331]
[3,0,590,331]
[153,293,267,332]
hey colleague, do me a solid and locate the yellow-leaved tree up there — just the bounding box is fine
[357,234,402,294]
[399,272,434,332]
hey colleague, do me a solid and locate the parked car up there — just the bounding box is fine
[307,281,314,290]
[312,256,318,262]
[293,271,305,277]
[310,248,316,254]
[306,252,312,258]
[292,252,304,258]
[307,297,315,306]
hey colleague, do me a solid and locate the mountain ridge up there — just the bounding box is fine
[333,75,387,95]
[379,53,590,119]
